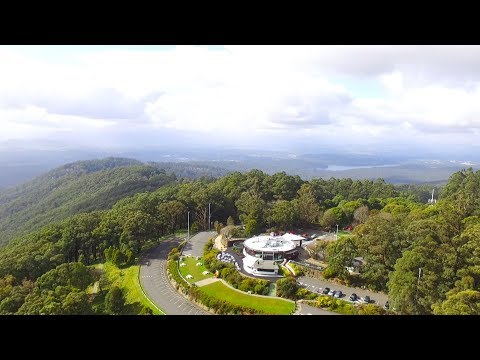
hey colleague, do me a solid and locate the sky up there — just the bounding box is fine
[1,45,480,157]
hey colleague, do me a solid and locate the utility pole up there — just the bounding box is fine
[208,203,211,231]
[187,211,190,241]
[336,224,339,240]
[415,267,422,314]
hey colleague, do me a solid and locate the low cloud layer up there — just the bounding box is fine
[1,45,480,156]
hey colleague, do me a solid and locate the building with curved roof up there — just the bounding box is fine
[242,234,301,276]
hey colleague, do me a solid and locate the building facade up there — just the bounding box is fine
[242,235,299,276]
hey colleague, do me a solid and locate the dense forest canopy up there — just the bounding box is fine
[3,158,477,315]
[0,158,232,247]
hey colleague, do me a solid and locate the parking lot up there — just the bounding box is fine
[296,276,389,308]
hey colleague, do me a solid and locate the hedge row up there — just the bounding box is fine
[167,257,190,289]
[314,295,356,315]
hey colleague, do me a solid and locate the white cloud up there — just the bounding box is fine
[0,105,116,142]
[2,45,480,154]
[380,71,404,94]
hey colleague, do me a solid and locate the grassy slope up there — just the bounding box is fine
[103,262,163,315]
[200,281,295,315]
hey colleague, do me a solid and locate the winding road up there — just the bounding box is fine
[140,235,210,315]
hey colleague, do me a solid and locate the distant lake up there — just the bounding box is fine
[326,164,400,171]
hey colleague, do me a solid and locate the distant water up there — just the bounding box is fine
[326,164,400,171]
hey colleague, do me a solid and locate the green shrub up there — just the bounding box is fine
[357,303,386,315]
[244,219,260,237]
[317,295,334,308]
[203,239,214,253]
[238,278,255,292]
[322,266,337,279]
[168,247,179,261]
[191,221,200,234]
[289,262,304,276]
[231,227,245,238]
[254,283,268,295]
[220,267,235,279]
[203,248,226,273]
[296,288,307,298]
[280,266,291,277]
[276,277,299,300]
[296,287,317,300]
[314,295,356,314]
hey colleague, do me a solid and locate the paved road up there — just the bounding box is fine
[140,237,210,315]
[182,231,217,257]
[297,276,389,307]
[298,303,338,315]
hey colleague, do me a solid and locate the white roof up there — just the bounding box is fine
[281,233,306,242]
[244,235,297,252]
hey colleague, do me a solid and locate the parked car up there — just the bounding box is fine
[363,295,371,303]
[328,289,335,296]
[322,287,330,295]
[334,290,343,298]
[349,293,358,301]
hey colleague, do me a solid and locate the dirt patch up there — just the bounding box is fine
[195,277,221,287]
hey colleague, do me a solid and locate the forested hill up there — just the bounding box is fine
[0,157,142,205]
[0,167,470,314]
[147,161,231,179]
[0,158,177,247]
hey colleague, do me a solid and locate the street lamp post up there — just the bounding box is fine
[415,267,422,314]
[187,211,190,241]
[208,203,211,231]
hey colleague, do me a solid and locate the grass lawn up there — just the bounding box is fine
[200,281,295,315]
[179,256,214,284]
[337,230,352,238]
[103,262,164,315]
